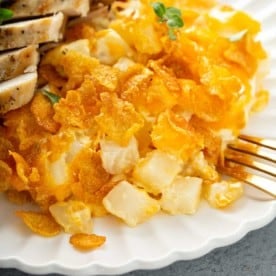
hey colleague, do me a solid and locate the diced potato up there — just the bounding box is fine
[41,39,91,67]
[203,180,243,208]
[48,153,68,185]
[69,136,91,161]
[182,151,219,181]
[103,180,160,226]
[100,136,139,175]
[132,150,183,195]
[160,176,202,215]
[113,57,136,72]
[49,200,92,234]
[92,29,133,65]
[48,131,91,185]
[62,39,91,56]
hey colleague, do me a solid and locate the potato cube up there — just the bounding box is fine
[160,176,202,215]
[182,151,219,181]
[93,29,133,65]
[203,180,243,208]
[49,200,92,234]
[100,136,139,175]
[103,180,160,226]
[132,150,182,195]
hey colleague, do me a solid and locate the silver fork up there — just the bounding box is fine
[219,134,276,198]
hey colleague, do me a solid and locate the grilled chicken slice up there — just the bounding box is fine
[0,45,39,82]
[6,0,90,18]
[0,72,37,114]
[0,12,65,51]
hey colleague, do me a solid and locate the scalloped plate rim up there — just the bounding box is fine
[0,0,276,275]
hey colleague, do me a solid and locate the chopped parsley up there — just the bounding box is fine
[0,7,13,25]
[152,2,184,40]
[42,90,61,105]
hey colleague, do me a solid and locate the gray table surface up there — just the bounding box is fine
[0,218,275,276]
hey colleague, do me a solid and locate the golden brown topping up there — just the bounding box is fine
[16,211,62,237]
[69,233,106,251]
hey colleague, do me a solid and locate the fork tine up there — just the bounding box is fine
[219,135,276,198]
[225,148,276,177]
[219,161,276,198]
[228,141,276,163]
[246,175,276,197]
[226,153,276,177]
[239,134,276,150]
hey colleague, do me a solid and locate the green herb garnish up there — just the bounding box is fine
[152,2,184,40]
[42,90,61,105]
[0,8,13,25]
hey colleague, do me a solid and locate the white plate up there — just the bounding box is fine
[0,0,275,274]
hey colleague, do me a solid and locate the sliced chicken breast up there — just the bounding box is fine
[0,45,39,82]
[0,72,37,114]
[0,12,65,51]
[7,0,90,18]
